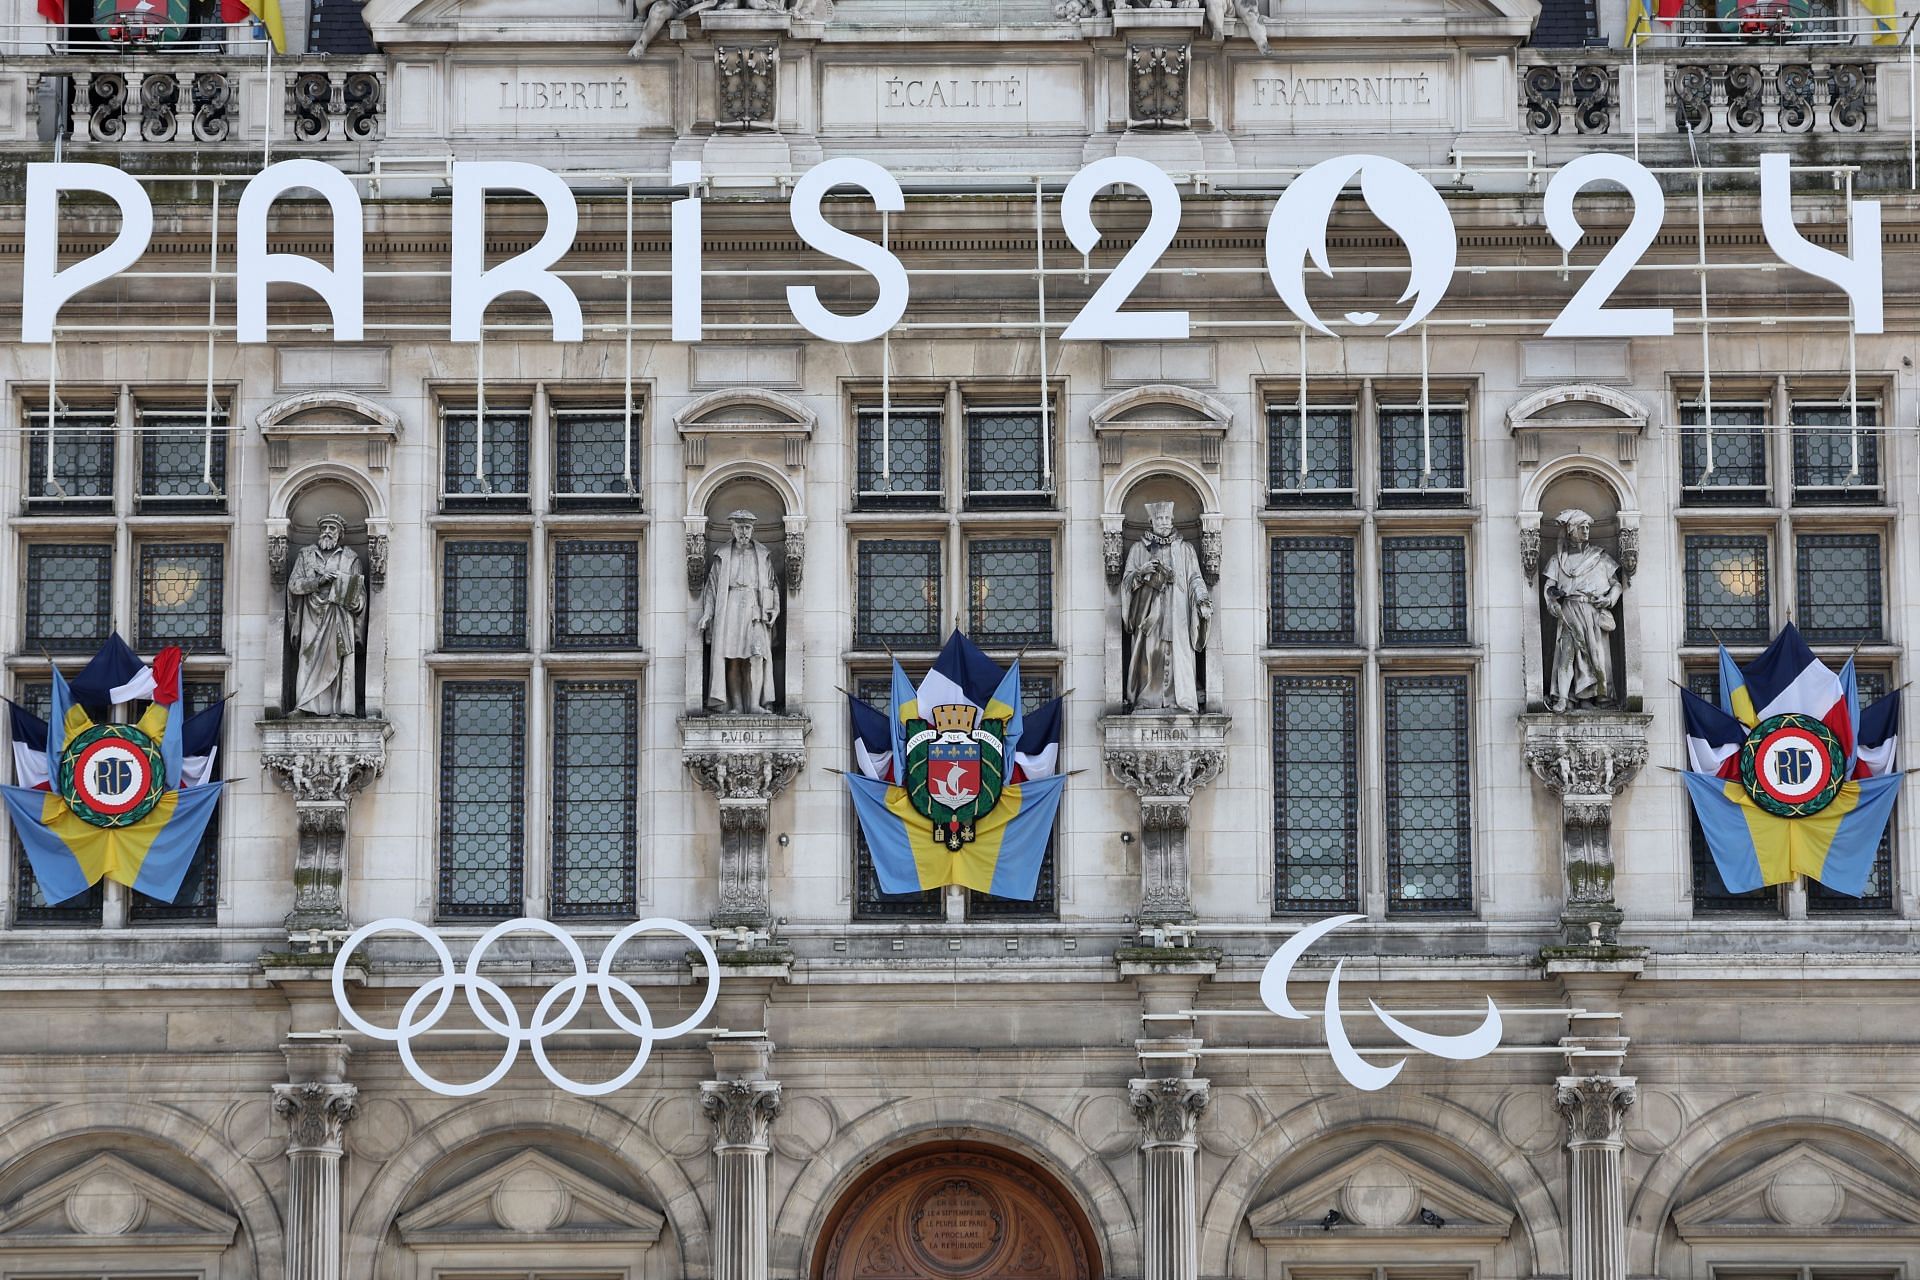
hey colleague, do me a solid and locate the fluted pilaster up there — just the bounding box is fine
[1557,1074,1636,1280]
[272,1081,357,1280]
[1130,1077,1208,1280]
[703,1079,781,1280]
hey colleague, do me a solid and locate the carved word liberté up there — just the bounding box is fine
[496,78,634,112]
[21,152,1883,350]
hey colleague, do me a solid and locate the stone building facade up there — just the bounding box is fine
[0,1,1917,1278]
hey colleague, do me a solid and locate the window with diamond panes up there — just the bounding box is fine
[856,540,942,650]
[130,679,224,923]
[1795,534,1882,644]
[25,544,113,653]
[856,408,943,509]
[1678,404,1769,504]
[1268,406,1354,506]
[971,671,1059,919]
[1273,675,1359,912]
[552,540,638,650]
[25,410,115,512]
[11,679,105,925]
[1378,406,1466,505]
[550,681,637,917]
[965,408,1050,509]
[442,541,529,651]
[1809,669,1895,914]
[1384,674,1472,913]
[1684,536,1770,645]
[553,409,640,507]
[969,539,1052,647]
[1792,402,1881,505]
[1380,537,1468,646]
[438,681,526,918]
[442,410,531,507]
[1269,537,1355,646]
[137,543,225,654]
[852,676,943,918]
[1685,670,1781,914]
[138,410,228,512]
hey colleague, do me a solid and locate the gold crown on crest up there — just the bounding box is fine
[929,703,981,734]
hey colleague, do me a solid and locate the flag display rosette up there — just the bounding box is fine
[2,635,225,905]
[1682,623,1901,897]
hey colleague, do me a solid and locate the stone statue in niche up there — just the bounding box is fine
[699,510,782,715]
[1122,501,1212,713]
[1543,508,1622,714]
[287,513,367,718]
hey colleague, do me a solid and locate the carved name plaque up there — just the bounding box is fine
[908,1178,1003,1272]
[821,63,1087,132]
[1234,61,1451,130]
[453,64,672,133]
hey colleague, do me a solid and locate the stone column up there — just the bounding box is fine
[682,715,809,930]
[702,1079,781,1280]
[1102,714,1231,924]
[1129,1077,1208,1280]
[261,718,391,935]
[272,1081,358,1280]
[1520,714,1651,946]
[1556,1075,1636,1280]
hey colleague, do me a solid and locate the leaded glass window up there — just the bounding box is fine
[11,678,104,926]
[1795,534,1882,643]
[131,679,224,923]
[1810,667,1895,914]
[138,543,225,653]
[965,408,1050,509]
[1679,404,1768,504]
[1273,675,1359,913]
[138,409,228,512]
[1684,535,1770,645]
[1384,674,1472,912]
[442,541,529,651]
[442,410,531,507]
[969,539,1052,647]
[857,408,942,509]
[438,681,526,918]
[1269,537,1356,646]
[852,676,942,918]
[1378,406,1466,505]
[552,540,639,650]
[25,544,113,653]
[550,681,637,917]
[1685,670,1780,915]
[1380,537,1468,646]
[856,540,942,650]
[972,671,1058,919]
[553,409,640,507]
[25,410,114,511]
[1268,406,1354,506]
[1792,402,1880,505]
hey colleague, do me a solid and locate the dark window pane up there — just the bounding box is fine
[973,671,1058,918]
[138,543,225,653]
[1385,675,1472,913]
[139,411,229,512]
[553,540,639,650]
[442,411,531,507]
[1679,405,1769,504]
[1796,534,1881,644]
[1380,537,1468,646]
[15,671,105,924]
[965,409,1050,509]
[969,539,1052,647]
[551,681,637,917]
[1268,407,1354,507]
[439,681,525,917]
[852,669,943,917]
[1379,407,1466,505]
[1684,536,1769,645]
[1792,403,1880,505]
[857,409,942,509]
[26,411,115,511]
[131,677,225,924]
[553,410,641,507]
[443,541,529,651]
[857,540,942,650]
[25,544,113,653]
[1684,669,1781,915]
[1269,537,1355,646]
[1274,675,1359,913]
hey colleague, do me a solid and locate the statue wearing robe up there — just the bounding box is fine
[287,528,366,717]
[1543,515,1621,712]
[698,530,781,714]
[1122,526,1211,713]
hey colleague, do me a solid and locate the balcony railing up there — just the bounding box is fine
[9,57,383,147]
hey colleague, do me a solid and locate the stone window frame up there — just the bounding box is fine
[427,387,650,922]
[1266,400,1358,508]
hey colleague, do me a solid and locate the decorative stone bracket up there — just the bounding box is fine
[683,714,810,929]
[261,718,391,934]
[1103,713,1231,923]
[1521,714,1651,946]
[1129,42,1190,130]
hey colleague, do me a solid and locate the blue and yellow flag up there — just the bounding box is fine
[849,771,1065,899]
[1684,770,1899,897]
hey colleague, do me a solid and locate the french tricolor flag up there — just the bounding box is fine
[1681,687,1743,780]
[1855,693,1899,779]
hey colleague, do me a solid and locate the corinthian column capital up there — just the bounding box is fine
[1556,1074,1636,1148]
[273,1081,359,1157]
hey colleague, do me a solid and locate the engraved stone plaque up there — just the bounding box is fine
[1234,60,1453,131]
[907,1178,1005,1274]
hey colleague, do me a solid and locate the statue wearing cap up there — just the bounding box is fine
[698,510,782,714]
[1122,500,1213,713]
[286,512,367,717]
[1543,507,1621,713]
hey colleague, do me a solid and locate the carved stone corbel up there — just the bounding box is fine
[261,718,392,933]
[683,715,810,929]
[1521,714,1652,946]
[1103,713,1231,923]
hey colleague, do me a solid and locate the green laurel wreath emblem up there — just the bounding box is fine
[57,723,166,829]
[1738,712,1845,819]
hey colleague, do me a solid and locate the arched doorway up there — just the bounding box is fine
[813,1142,1100,1280]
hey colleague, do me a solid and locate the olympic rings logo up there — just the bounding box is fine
[331,917,720,1098]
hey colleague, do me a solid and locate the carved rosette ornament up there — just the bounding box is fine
[1556,1075,1636,1280]
[1521,714,1651,946]
[261,719,392,935]
[1103,714,1231,923]
[702,1079,783,1149]
[683,715,810,929]
[273,1081,359,1156]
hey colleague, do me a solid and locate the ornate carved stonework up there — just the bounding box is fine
[687,527,710,594]
[1521,714,1652,946]
[366,533,389,589]
[1103,713,1231,923]
[784,528,805,590]
[268,532,291,587]
[1130,1078,1208,1148]
[1103,527,1126,583]
[1616,524,1639,585]
[1556,1075,1636,1147]
[1129,43,1189,128]
[1520,522,1541,585]
[702,1079,783,1149]
[682,714,810,928]
[1199,526,1222,580]
[261,718,392,933]
[272,1082,358,1156]
[716,43,778,127]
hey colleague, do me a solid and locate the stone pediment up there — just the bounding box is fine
[1673,1143,1920,1241]
[1248,1146,1516,1241]
[395,1149,666,1247]
[0,1152,239,1251]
